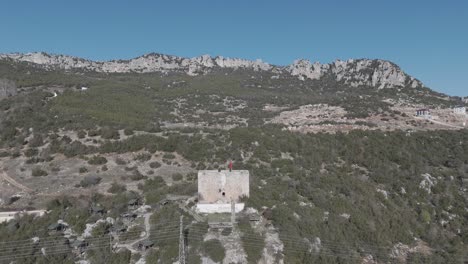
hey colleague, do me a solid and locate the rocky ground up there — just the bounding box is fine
[269,103,467,133]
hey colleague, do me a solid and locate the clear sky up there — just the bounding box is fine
[1,0,467,95]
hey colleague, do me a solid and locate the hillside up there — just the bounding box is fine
[0,53,467,264]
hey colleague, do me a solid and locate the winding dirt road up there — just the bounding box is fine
[0,171,33,193]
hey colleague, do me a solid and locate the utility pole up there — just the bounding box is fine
[179,215,185,264]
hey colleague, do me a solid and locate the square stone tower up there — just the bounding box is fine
[196,170,249,213]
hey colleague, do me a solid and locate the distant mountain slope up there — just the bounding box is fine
[0,52,423,89]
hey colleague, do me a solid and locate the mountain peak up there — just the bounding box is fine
[288,58,423,88]
[0,52,423,88]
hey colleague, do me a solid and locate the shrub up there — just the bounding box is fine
[149,161,161,169]
[88,129,100,137]
[125,166,136,171]
[63,140,89,157]
[88,155,108,165]
[79,167,88,173]
[203,239,225,263]
[134,152,151,162]
[115,157,127,165]
[123,128,134,136]
[91,222,111,237]
[162,153,176,160]
[130,171,146,181]
[186,172,197,181]
[77,130,86,139]
[8,196,21,205]
[420,210,431,223]
[26,157,44,164]
[102,165,108,171]
[172,173,183,181]
[221,228,232,236]
[24,148,38,157]
[79,175,102,187]
[29,134,44,147]
[108,182,126,193]
[31,167,48,177]
[144,123,161,133]
[239,216,264,263]
[119,226,144,241]
[100,127,119,140]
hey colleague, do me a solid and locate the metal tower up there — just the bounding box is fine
[178,215,185,264]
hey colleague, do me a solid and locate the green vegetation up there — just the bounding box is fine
[134,152,151,162]
[149,161,161,168]
[87,247,131,264]
[108,181,127,193]
[119,226,144,241]
[24,148,38,157]
[3,124,466,263]
[149,204,182,263]
[203,239,225,262]
[78,175,102,188]
[238,216,264,263]
[0,60,467,263]
[162,153,176,160]
[31,167,48,177]
[221,227,232,236]
[88,155,108,165]
[172,173,183,181]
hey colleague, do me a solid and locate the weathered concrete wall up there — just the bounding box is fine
[196,203,245,213]
[0,79,17,98]
[198,170,249,203]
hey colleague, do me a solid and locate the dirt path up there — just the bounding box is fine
[114,212,153,253]
[414,116,465,129]
[0,171,33,193]
[428,118,465,129]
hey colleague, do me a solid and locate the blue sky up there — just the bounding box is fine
[0,0,467,95]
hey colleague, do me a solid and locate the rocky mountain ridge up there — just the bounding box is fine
[0,52,423,89]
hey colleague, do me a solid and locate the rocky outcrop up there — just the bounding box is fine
[287,58,423,89]
[287,59,330,81]
[0,52,272,75]
[0,52,423,89]
[0,79,17,98]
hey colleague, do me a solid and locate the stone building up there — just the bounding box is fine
[453,106,466,115]
[196,170,249,213]
[416,108,431,118]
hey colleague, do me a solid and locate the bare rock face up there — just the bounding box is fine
[0,52,423,89]
[0,52,272,75]
[287,59,330,80]
[0,79,17,98]
[287,58,423,89]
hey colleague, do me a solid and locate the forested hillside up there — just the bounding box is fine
[0,56,466,263]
